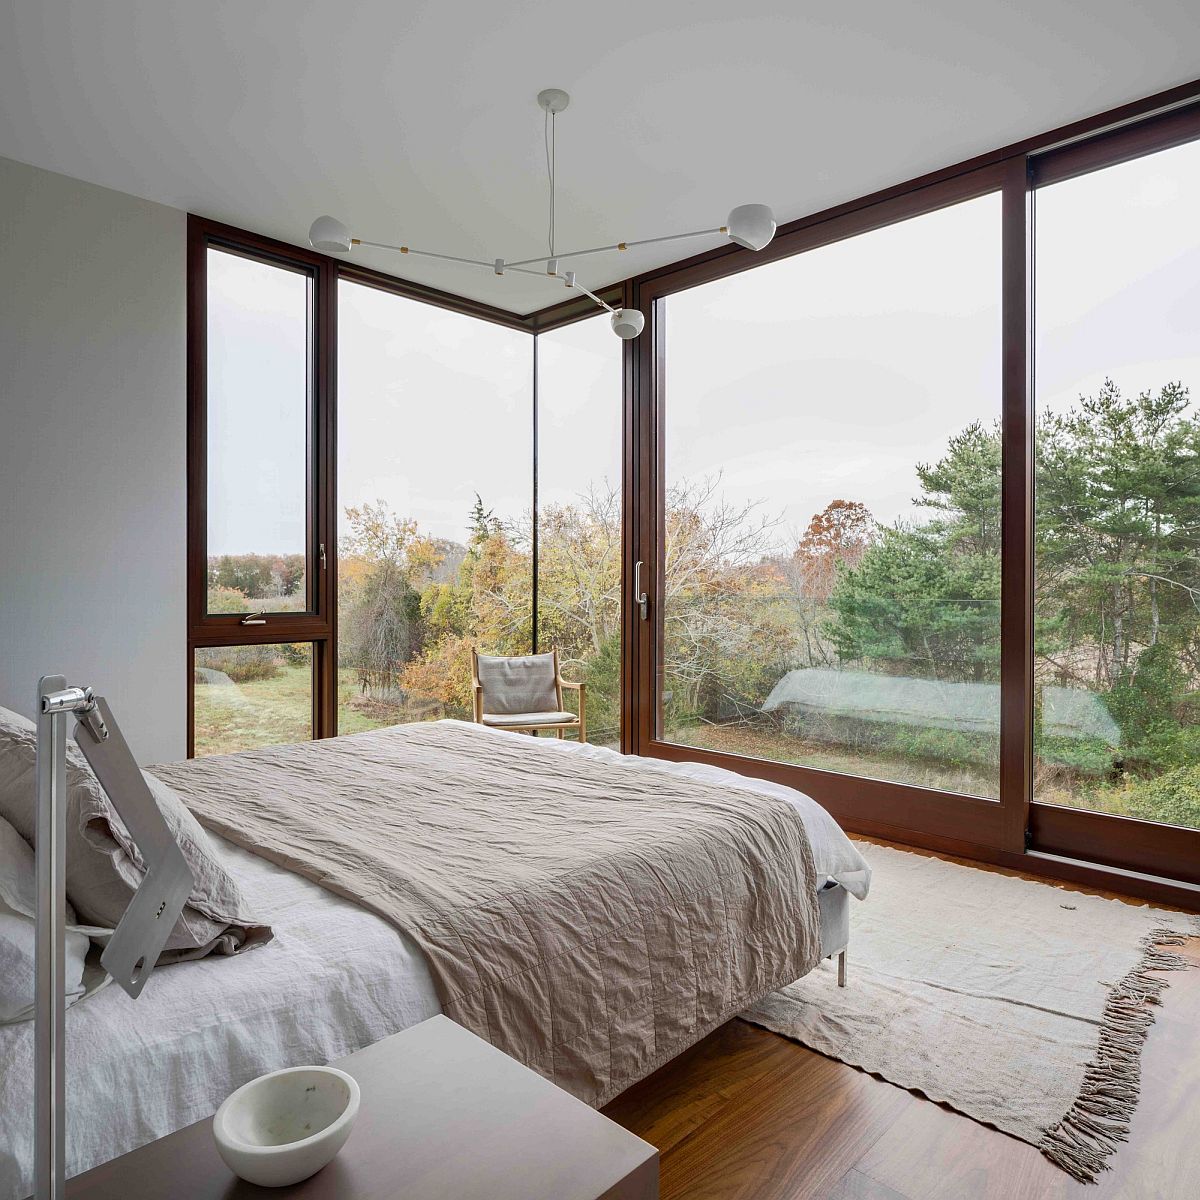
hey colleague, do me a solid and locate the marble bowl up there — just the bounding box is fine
[212,1065,360,1188]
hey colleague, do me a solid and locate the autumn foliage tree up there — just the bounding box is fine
[793,500,876,602]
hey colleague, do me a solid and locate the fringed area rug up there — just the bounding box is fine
[741,842,1199,1184]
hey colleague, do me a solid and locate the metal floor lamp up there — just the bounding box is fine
[34,676,194,1200]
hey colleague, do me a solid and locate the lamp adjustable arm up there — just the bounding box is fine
[35,677,193,1200]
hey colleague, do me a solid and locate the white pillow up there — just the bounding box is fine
[0,815,92,1025]
[0,704,271,961]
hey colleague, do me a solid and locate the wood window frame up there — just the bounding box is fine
[186,217,339,754]
[187,215,619,755]
[623,83,1200,907]
[187,80,1200,903]
[630,162,1013,853]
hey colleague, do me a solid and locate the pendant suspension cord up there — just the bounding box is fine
[544,109,556,257]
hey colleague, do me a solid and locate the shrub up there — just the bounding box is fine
[1121,764,1200,829]
[196,644,282,684]
[1033,733,1116,778]
[206,585,249,614]
[276,642,310,667]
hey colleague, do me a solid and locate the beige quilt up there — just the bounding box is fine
[150,721,821,1105]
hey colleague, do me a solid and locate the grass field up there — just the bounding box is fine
[194,664,432,755]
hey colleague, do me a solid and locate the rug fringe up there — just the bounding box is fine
[1038,917,1200,1184]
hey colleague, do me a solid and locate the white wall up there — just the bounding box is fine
[0,156,186,762]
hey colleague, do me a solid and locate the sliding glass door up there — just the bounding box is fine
[631,105,1200,889]
[654,187,1004,806]
[1032,137,1200,836]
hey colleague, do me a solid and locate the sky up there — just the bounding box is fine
[207,137,1199,556]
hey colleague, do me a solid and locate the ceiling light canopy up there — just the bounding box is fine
[308,90,777,337]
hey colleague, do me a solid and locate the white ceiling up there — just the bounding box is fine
[1,2,1197,314]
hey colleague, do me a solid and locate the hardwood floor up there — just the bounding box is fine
[602,842,1200,1200]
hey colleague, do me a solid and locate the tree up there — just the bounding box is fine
[661,475,793,721]
[915,420,1003,557]
[826,524,1001,681]
[272,554,305,596]
[395,496,532,715]
[469,493,502,543]
[339,502,443,695]
[1036,380,1200,693]
[825,426,1002,682]
[209,554,275,599]
[535,484,622,660]
[793,499,877,603]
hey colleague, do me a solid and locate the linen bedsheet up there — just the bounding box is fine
[0,837,440,1200]
[151,719,824,1106]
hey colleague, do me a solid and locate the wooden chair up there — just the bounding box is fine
[471,648,587,742]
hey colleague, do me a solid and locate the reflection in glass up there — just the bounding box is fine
[662,193,1003,798]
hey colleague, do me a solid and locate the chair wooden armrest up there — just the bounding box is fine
[558,679,587,743]
[470,648,484,724]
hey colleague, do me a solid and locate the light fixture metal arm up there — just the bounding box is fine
[503,225,727,271]
[560,275,615,314]
[308,89,777,339]
[352,239,497,271]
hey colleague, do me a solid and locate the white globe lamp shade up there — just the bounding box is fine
[309,215,352,254]
[726,204,776,252]
[610,308,645,340]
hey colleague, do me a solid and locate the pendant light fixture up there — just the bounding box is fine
[309,89,777,339]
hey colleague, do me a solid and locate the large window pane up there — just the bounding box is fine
[1034,138,1200,830]
[536,316,623,746]
[193,643,313,756]
[206,249,311,614]
[661,193,1003,797]
[337,282,533,733]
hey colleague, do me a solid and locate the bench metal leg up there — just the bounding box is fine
[837,949,847,988]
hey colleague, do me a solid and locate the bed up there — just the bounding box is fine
[0,720,869,1199]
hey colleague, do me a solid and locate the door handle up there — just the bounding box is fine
[633,561,649,621]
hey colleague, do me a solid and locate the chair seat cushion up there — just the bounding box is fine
[481,711,578,727]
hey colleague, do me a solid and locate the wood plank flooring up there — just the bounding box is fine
[602,841,1200,1200]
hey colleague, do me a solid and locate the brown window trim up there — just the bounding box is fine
[187,215,612,756]
[624,82,1200,905]
[186,82,1200,902]
[187,217,339,754]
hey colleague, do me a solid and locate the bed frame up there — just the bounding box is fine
[818,879,850,987]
